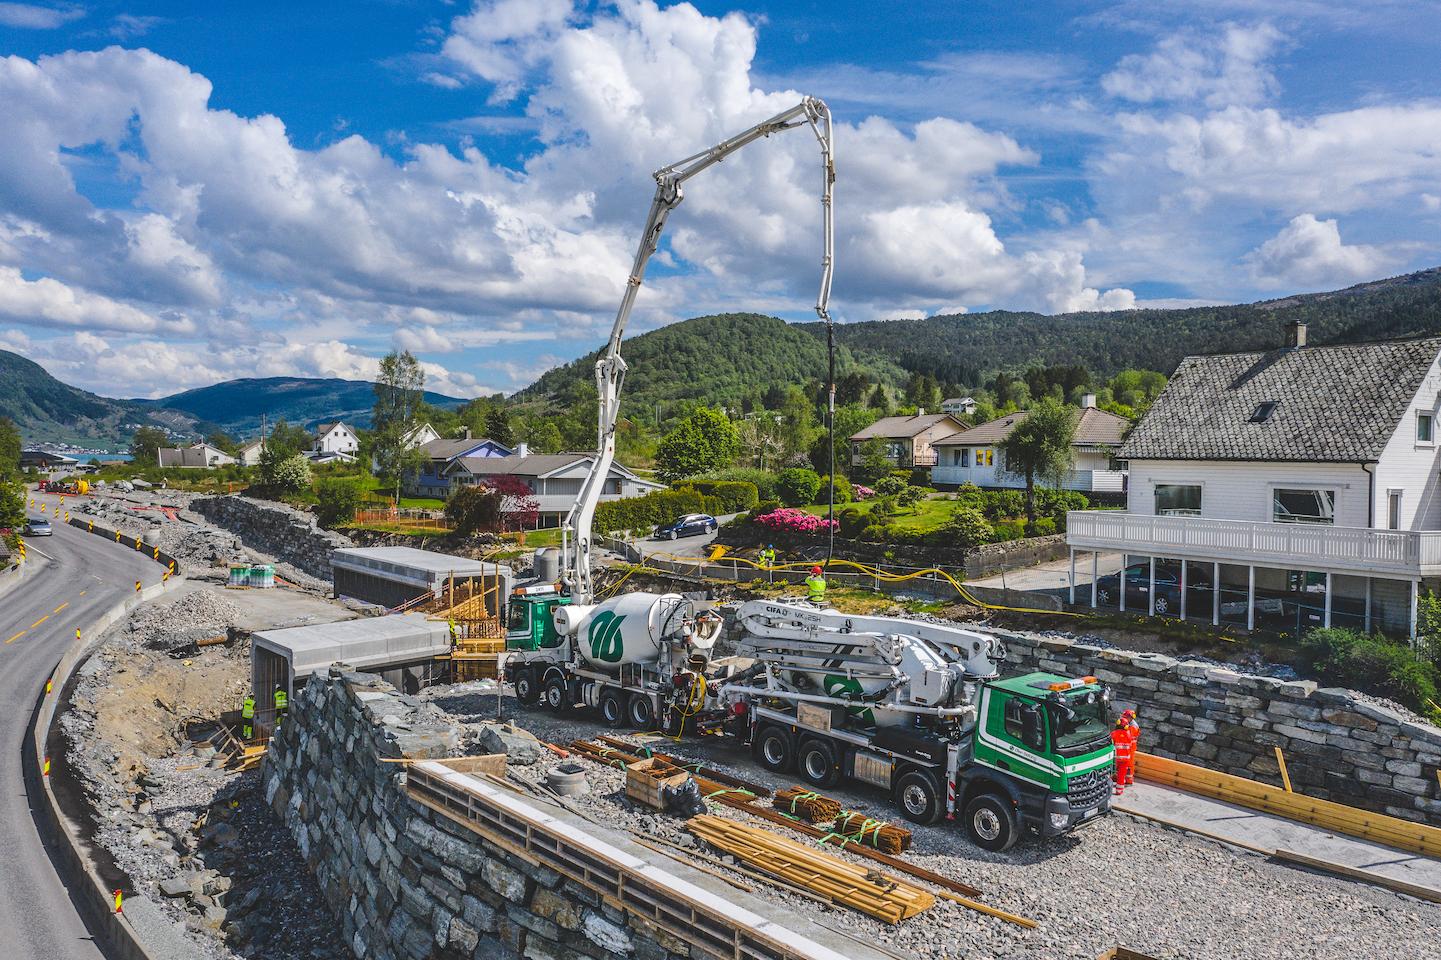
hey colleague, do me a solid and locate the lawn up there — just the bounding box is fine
[352,473,446,510]
[802,497,957,534]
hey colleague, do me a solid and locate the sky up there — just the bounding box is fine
[3,1,1441,401]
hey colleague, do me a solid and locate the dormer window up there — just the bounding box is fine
[1249,401,1279,423]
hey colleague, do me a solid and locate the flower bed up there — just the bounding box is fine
[753,507,838,535]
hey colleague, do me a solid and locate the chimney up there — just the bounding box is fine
[515,442,529,458]
[917,407,926,417]
[1080,393,1097,409]
[1289,320,1307,349]
[462,427,472,440]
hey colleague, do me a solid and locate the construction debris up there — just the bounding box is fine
[687,814,935,924]
[833,812,913,854]
[772,785,843,822]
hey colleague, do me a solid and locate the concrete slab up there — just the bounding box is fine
[970,549,1123,594]
[1115,780,1441,897]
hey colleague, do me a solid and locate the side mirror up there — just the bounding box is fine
[1021,705,1044,749]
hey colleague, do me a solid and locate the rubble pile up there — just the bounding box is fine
[128,590,245,652]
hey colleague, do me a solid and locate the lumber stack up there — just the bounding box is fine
[687,815,934,924]
[832,812,912,854]
[772,786,843,822]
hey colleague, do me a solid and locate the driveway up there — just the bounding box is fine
[970,549,1125,601]
[627,513,740,559]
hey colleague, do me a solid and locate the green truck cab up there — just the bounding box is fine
[959,672,1115,849]
[504,588,571,703]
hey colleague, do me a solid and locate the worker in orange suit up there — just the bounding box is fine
[1111,708,1139,793]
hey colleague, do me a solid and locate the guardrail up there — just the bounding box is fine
[28,527,185,960]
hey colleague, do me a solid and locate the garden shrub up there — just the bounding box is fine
[752,507,838,536]
[315,477,362,528]
[836,506,868,538]
[593,488,710,533]
[818,474,852,504]
[1030,517,1058,536]
[982,489,1025,521]
[693,467,779,501]
[859,523,887,542]
[776,467,822,507]
[683,480,759,513]
[750,498,782,519]
[941,506,993,548]
[1299,628,1439,713]
[896,485,926,509]
[874,475,907,498]
[991,519,1026,541]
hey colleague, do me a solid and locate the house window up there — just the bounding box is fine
[1249,401,1280,423]
[1273,488,1336,524]
[1154,484,1202,516]
[1419,412,1434,444]
[977,448,992,467]
[1388,491,1402,530]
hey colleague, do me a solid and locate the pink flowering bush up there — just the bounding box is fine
[753,507,838,535]
[853,485,875,501]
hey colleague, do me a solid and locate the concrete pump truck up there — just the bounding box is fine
[502,97,1115,850]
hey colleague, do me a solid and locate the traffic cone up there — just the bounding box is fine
[113,889,123,914]
[43,756,51,777]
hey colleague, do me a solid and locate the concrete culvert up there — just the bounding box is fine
[546,762,590,797]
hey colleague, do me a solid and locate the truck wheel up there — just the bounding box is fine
[894,769,943,825]
[963,793,1019,852]
[598,688,624,727]
[627,693,655,730]
[753,725,794,773]
[797,738,841,789]
[513,670,540,706]
[542,676,570,712]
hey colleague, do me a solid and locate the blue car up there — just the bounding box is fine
[654,513,717,540]
[24,516,53,536]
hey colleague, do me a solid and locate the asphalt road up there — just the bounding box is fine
[630,513,739,558]
[0,492,163,960]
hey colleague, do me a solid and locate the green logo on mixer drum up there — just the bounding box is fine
[824,674,876,727]
[588,611,627,663]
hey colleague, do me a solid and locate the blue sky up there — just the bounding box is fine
[3,1,1441,401]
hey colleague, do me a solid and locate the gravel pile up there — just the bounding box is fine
[128,591,245,652]
[419,691,1441,960]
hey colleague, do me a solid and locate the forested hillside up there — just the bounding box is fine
[809,268,1441,385]
[0,350,172,446]
[514,313,906,414]
[141,377,466,435]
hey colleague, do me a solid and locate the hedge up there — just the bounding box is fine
[681,480,759,513]
[593,488,724,534]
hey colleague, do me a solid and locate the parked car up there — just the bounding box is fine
[654,513,717,540]
[1094,560,1212,615]
[24,516,53,537]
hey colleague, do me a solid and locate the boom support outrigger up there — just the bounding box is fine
[560,98,836,604]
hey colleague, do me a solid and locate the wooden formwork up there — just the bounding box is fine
[425,572,507,680]
[405,761,858,960]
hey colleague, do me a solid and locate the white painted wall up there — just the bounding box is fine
[1372,355,1441,530]
[316,423,359,455]
[932,447,1122,492]
[1125,459,1372,527]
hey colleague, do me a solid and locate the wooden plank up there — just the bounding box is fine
[933,890,1038,929]
[1136,752,1441,858]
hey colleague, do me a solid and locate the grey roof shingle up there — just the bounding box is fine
[934,407,1130,449]
[849,414,964,441]
[1120,336,1441,462]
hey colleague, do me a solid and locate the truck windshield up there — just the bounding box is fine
[1047,694,1109,756]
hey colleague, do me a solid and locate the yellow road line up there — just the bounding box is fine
[5,632,24,644]
[53,602,68,614]
[30,615,49,629]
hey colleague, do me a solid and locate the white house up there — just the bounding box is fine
[237,439,265,466]
[1065,323,1441,637]
[312,422,359,458]
[940,396,977,417]
[403,422,442,448]
[443,452,665,527]
[930,398,1129,493]
[157,442,237,469]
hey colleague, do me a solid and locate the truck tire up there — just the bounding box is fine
[753,725,794,773]
[627,693,655,730]
[893,769,943,825]
[963,792,1019,852]
[543,676,570,712]
[797,738,841,789]
[598,688,624,727]
[513,670,540,706]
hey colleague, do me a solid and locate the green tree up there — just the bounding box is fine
[522,420,565,455]
[315,477,362,527]
[265,453,312,495]
[485,407,516,447]
[0,419,23,530]
[205,431,240,456]
[737,415,785,471]
[776,387,819,459]
[654,408,740,483]
[867,384,889,412]
[999,398,1076,523]
[257,418,311,482]
[776,467,822,507]
[371,350,427,503]
[129,426,170,466]
[445,484,502,534]
[0,417,20,476]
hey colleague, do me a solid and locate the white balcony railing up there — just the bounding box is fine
[1066,510,1441,577]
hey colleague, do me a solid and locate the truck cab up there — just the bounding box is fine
[504,586,572,704]
[961,672,1115,849]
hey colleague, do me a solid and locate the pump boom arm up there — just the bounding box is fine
[561,97,835,603]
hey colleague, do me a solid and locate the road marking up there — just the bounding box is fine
[30,615,49,629]
[79,589,87,596]
[5,632,23,644]
[53,602,68,614]
[25,542,54,561]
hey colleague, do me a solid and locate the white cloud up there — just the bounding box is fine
[0,3,82,29]
[0,266,194,334]
[1103,22,1283,109]
[1243,214,1393,288]
[441,0,576,102]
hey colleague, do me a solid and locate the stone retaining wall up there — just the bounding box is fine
[192,495,352,581]
[999,631,1441,826]
[265,671,867,960]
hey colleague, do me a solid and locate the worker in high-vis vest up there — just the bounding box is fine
[759,545,777,569]
[806,565,827,604]
[273,685,288,733]
[241,693,255,740]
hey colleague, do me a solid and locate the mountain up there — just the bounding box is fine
[513,312,907,413]
[0,350,169,448]
[140,377,467,436]
[516,268,1441,405]
[805,268,1441,386]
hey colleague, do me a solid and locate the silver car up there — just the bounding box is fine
[24,516,53,536]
